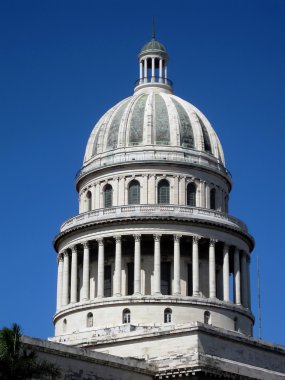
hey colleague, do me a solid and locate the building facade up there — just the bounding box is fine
[46,34,285,379]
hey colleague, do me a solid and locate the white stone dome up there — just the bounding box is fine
[83,89,225,166]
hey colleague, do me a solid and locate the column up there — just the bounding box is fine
[173,176,179,204]
[56,253,64,311]
[223,244,230,302]
[164,64,168,81]
[247,256,251,309]
[151,57,155,82]
[205,183,210,208]
[134,234,141,294]
[114,236,122,296]
[209,239,217,298]
[70,245,78,303]
[97,238,104,298]
[82,242,90,301]
[62,250,70,306]
[140,60,143,80]
[234,248,241,305]
[159,59,163,78]
[149,175,156,204]
[153,234,161,294]
[144,59,147,82]
[241,251,249,308]
[179,176,186,205]
[192,236,200,296]
[173,235,181,295]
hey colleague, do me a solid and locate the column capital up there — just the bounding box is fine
[134,234,141,242]
[70,245,78,253]
[97,238,104,246]
[192,236,201,244]
[209,239,218,247]
[57,253,64,262]
[83,241,90,249]
[174,234,182,241]
[63,250,69,258]
[154,234,161,242]
[115,235,122,243]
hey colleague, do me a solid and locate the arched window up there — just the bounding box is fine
[104,184,113,208]
[158,179,170,204]
[210,188,216,210]
[87,312,93,328]
[128,180,140,205]
[164,308,172,323]
[187,183,196,207]
[86,191,92,211]
[63,319,67,333]
[204,311,211,325]
[122,308,131,324]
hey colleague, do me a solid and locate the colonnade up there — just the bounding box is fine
[139,57,167,83]
[56,234,251,312]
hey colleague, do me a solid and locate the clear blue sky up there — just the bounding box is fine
[0,0,284,344]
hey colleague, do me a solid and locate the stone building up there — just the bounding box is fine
[30,33,285,379]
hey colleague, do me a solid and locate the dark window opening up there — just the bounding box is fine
[104,265,112,297]
[128,180,140,205]
[161,262,171,295]
[104,184,113,208]
[210,188,216,210]
[123,309,131,324]
[187,263,193,296]
[187,183,196,207]
[127,262,134,295]
[158,179,170,204]
[164,308,172,323]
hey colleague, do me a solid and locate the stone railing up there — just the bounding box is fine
[76,149,231,181]
[60,205,247,233]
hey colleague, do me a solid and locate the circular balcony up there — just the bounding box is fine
[134,76,173,93]
[60,205,248,234]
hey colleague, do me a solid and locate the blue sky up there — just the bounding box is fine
[0,0,284,344]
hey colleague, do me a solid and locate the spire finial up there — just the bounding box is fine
[152,16,156,40]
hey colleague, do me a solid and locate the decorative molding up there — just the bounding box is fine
[192,236,201,244]
[209,239,218,247]
[154,234,162,242]
[174,234,182,242]
[134,234,141,242]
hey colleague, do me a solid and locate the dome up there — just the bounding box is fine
[83,90,225,166]
[140,38,167,55]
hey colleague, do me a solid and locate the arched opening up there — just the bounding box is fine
[87,312,93,328]
[104,184,113,208]
[164,308,172,323]
[122,308,131,324]
[187,183,196,207]
[128,180,140,205]
[158,179,170,204]
[86,191,92,212]
[63,319,67,333]
[210,188,216,210]
[204,311,211,325]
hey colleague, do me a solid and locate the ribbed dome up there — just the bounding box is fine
[140,38,167,54]
[84,90,225,165]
